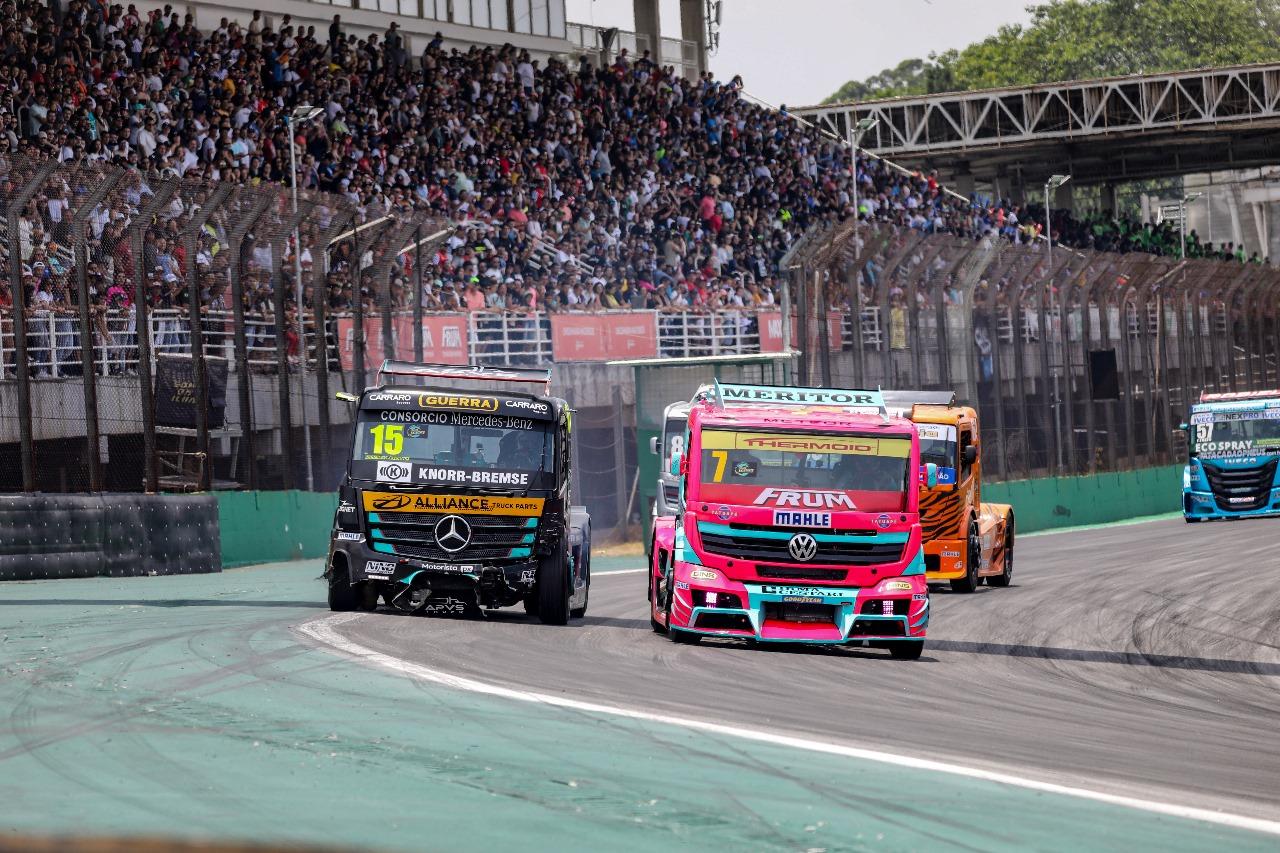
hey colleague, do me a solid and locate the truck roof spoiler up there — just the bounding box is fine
[376,360,552,391]
[710,381,890,420]
[882,389,957,410]
[1199,389,1280,402]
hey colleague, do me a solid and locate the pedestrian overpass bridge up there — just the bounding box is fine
[794,63,1280,195]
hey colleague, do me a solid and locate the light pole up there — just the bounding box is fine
[1044,173,1071,471]
[848,117,879,223]
[1179,192,1203,260]
[288,104,324,491]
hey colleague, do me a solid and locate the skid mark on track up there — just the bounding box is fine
[300,612,1280,838]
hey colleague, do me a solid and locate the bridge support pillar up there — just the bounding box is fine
[680,0,708,75]
[1101,181,1119,217]
[633,0,661,63]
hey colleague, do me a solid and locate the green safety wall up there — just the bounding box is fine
[982,464,1182,532]
[217,491,338,569]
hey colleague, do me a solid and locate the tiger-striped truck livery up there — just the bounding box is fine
[885,393,1015,593]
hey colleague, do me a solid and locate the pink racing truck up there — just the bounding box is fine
[648,383,935,659]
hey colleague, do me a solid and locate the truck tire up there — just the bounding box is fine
[327,558,362,612]
[986,516,1014,588]
[950,521,982,593]
[888,641,924,660]
[537,548,571,625]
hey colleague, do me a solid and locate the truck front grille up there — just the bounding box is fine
[1203,459,1278,511]
[366,511,535,562]
[699,528,902,566]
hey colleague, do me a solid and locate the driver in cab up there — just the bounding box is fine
[498,430,544,470]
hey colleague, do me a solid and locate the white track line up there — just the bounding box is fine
[593,568,647,576]
[299,612,1280,837]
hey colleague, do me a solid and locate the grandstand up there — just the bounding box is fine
[0,0,1277,511]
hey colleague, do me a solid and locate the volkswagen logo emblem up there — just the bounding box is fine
[433,515,471,553]
[788,533,818,562]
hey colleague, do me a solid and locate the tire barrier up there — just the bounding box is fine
[0,494,220,581]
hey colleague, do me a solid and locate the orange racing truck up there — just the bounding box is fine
[883,391,1015,592]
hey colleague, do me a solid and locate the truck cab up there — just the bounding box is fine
[326,361,590,624]
[648,383,933,659]
[884,390,1015,592]
[1182,389,1280,522]
[650,400,691,524]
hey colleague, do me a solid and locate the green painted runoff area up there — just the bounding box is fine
[0,560,1269,852]
[220,463,1184,569]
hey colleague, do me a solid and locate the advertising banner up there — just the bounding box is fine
[336,315,469,370]
[758,311,843,352]
[550,312,658,362]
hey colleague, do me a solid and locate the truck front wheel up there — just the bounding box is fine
[950,522,982,593]
[327,557,362,612]
[537,548,571,625]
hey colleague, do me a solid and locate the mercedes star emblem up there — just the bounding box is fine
[434,515,472,552]
[788,533,818,562]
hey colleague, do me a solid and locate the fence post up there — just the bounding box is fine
[413,223,424,361]
[611,385,627,528]
[132,181,179,492]
[313,206,356,478]
[227,189,275,491]
[184,184,234,492]
[6,159,57,491]
[272,199,315,490]
[71,168,128,492]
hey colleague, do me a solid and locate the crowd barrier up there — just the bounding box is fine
[0,494,220,581]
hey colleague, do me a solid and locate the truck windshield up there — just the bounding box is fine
[916,423,957,480]
[696,429,911,512]
[1190,409,1280,459]
[352,412,553,483]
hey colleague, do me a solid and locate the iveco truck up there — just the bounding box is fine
[1182,389,1280,522]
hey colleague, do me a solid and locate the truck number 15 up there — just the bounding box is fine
[369,424,404,456]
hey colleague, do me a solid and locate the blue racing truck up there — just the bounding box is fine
[1182,390,1280,522]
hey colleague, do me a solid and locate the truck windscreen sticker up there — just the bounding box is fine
[361,492,545,516]
[375,410,536,430]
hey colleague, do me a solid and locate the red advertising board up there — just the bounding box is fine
[335,314,469,370]
[758,311,843,352]
[550,312,658,362]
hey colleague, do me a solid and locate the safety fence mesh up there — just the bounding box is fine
[1,155,1278,525]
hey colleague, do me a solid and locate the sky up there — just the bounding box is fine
[564,0,1034,106]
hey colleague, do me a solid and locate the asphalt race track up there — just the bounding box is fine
[3,515,1279,851]
[318,516,1280,825]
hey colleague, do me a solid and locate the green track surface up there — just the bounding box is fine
[0,560,1271,852]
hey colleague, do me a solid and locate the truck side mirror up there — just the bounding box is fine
[669,451,683,477]
[925,463,939,489]
[649,436,660,455]
[1178,422,1189,431]
[963,445,978,465]
[335,391,359,403]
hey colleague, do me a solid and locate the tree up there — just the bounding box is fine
[826,0,1280,102]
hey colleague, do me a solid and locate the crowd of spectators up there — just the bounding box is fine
[0,0,1269,376]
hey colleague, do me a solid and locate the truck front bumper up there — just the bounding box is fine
[923,538,968,581]
[667,560,928,644]
[1184,488,1280,520]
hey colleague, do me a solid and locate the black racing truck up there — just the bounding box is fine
[326,361,590,624]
